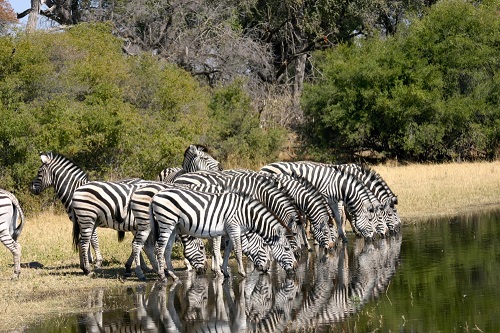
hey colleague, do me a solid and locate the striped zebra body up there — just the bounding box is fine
[0,189,25,278]
[295,161,388,238]
[174,170,303,250]
[261,161,377,241]
[174,170,303,273]
[134,181,270,276]
[157,167,183,182]
[223,169,336,250]
[334,164,401,233]
[150,187,298,281]
[131,181,215,279]
[260,171,338,248]
[71,181,159,276]
[30,152,107,267]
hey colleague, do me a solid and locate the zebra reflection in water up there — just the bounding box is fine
[73,235,401,332]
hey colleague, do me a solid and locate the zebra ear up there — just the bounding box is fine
[40,153,51,164]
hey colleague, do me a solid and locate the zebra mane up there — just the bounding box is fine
[184,144,210,155]
[358,164,398,198]
[41,152,89,178]
[230,188,295,236]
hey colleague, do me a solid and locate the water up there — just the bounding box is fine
[26,209,500,332]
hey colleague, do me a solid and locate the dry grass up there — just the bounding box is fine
[373,161,500,222]
[0,161,499,331]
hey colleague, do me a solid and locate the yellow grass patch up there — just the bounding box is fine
[373,161,500,222]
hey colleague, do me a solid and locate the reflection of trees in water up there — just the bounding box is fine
[77,235,401,332]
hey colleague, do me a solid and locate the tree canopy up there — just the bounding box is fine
[301,0,500,162]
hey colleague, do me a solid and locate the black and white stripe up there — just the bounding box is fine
[30,152,106,267]
[150,186,298,281]
[260,161,378,241]
[0,189,25,279]
[333,164,401,233]
[158,144,223,182]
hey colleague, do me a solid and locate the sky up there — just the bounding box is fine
[8,0,46,26]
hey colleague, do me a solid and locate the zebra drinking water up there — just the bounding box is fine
[261,161,378,241]
[150,186,298,281]
[0,189,25,279]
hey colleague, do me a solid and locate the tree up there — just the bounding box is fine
[301,0,500,162]
[0,0,17,33]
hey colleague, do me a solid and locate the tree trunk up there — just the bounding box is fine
[26,0,40,32]
[292,53,307,107]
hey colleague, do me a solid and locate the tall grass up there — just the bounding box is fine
[0,161,498,331]
[374,161,500,222]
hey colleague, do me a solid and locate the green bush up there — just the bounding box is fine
[0,23,288,214]
[301,0,500,162]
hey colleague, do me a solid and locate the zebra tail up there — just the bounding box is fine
[12,201,25,241]
[117,231,125,242]
[72,215,80,251]
[149,201,159,243]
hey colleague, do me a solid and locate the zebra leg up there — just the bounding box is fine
[328,199,348,243]
[161,229,179,281]
[211,237,224,276]
[3,236,22,279]
[90,230,102,269]
[221,239,233,278]
[300,217,313,252]
[143,233,159,273]
[132,230,151,281]
[226,226,246,277]
[79,230,94,276]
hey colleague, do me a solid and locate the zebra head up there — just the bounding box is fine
[182,144,222,172]
[30,152,57,195]
[310,219,335,249]
[30,152,88,196]
[181,235,208,274]
[352,201,376,241]
[384,198,402,234]
[270,231,298,275]
[243,232,271,273]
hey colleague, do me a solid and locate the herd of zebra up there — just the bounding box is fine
[0,144,401,281]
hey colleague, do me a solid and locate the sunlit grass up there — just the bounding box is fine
[374,161,500,222]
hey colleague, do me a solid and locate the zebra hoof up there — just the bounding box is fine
[138,276,147,282]
[123,271,132,278]
[11,272,20,280]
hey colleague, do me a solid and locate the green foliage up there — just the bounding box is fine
[208,80,286,168]
[0,23,288,213]
[301,0,500,162]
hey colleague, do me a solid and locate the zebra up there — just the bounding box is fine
[157,167,183,182]
[174,170,305,249]
[173,170,306,272]
[333,164,401,233]
[260,161,378,241]
[149,186,298,281]
[292,161,389,238]
[30,152,106,268]
[0,189,25,279]
[133,181,271,278]
[29,152,153,274]
[224,169,338,249]
[157,144,223,182]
